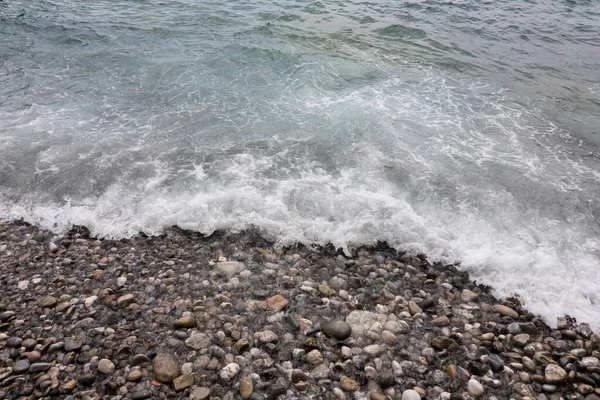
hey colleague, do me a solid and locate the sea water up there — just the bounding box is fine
[1,0,599,329]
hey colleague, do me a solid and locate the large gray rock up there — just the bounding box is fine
[153,353,179,383]
[545,364,567,384]
[216,261,246,276]
[185,333,211,350]
[322,320,352,340]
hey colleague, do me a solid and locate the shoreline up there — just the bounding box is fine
[1,219,599,400]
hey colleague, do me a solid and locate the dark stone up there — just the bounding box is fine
[6,337,22,348]
[13,359,30,374]
[29,363,52,373]
[131,354,151,365]
[322,320,352,341]
[78,373,96,386]
[131,390,152,400]
[64,338,82,352]
[431,337,460,351]
[488,356,505,373]
[292,369,309,383]
[375,372,395,389]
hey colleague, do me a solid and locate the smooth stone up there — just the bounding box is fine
[468,379,484,397]
[461,289,479,302]
[322,320,353,340]
[401,389,421,400]
[64,338,82,352]
[13,359,30,374]
[131,354,151,365]
[545,364,567,384]
[29,363,51,373]
[185,333,211,350]
[174,314,196,329]
[408,301,422,315]
[431,316,449,326]
[493,304,519,319]
[364,344,383,356]
[189,387,211,400]
[431,337,460,351]
[127,370,143,382]
[376,372,395,389]
[78,373,96,386]
[131,390,152,400]
[513,334,530,347]
[173,374,194,391]
[153,353,179,383]
[292,369,309,383]
[117,294,135,306]
[98,358,115,374]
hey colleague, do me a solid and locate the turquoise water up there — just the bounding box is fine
[1,0,600,328]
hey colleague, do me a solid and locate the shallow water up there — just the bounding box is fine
[1,0,600,328]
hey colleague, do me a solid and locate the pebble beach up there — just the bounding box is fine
[1,219,599,400]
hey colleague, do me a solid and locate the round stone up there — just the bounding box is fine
[13,359,30,374]
[127,370,143,382]
[467,379,484,397]
[98,358,115,374]
[322,320,352,340]
[402,389,421,400]
[545,364,567,384]
[190,387,211,400]
[152,353,179,383]
[239,377,254,399]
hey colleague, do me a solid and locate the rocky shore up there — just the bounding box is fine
[0,219,599,400]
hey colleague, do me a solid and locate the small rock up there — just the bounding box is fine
[48,242,59,252]
[431,337,460,351]
[131,390,152,400]
[240,377,254,399]
[127,370,142,382]
[493,304,519,319]
[190,387,211,400]
[467,379,484,397]
[37,296,58,308]
[513,333,530,347]
[117,294,135,306]
[29,363,51,373]
[13,359,30,374]
[408,300,422,315]
[98,358,115,374]
[60,380,77,393]
[78,373,96,386]
[545,364,567,384]
[153,353,179,383]
[185,333,211,350]
[131,354,151,365]
[306,350,324,365]
[116,276,127,287]
[254,330,278,343]
[401,389,421,400]
[266,294,288,311]
[461,289,479,302]
[364,344,383,356]
[84,296,98,308]
[292,369,309,383]
[431,316,449,326]
[340,375,359,391]
[173,374,194,391]
[174,313,196,329]
[323,320,353,340]
[64,338,82,352]
[376,372,395,389]
[17,280,29,290]
[216,261,245,275]
[220,363,240,380]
